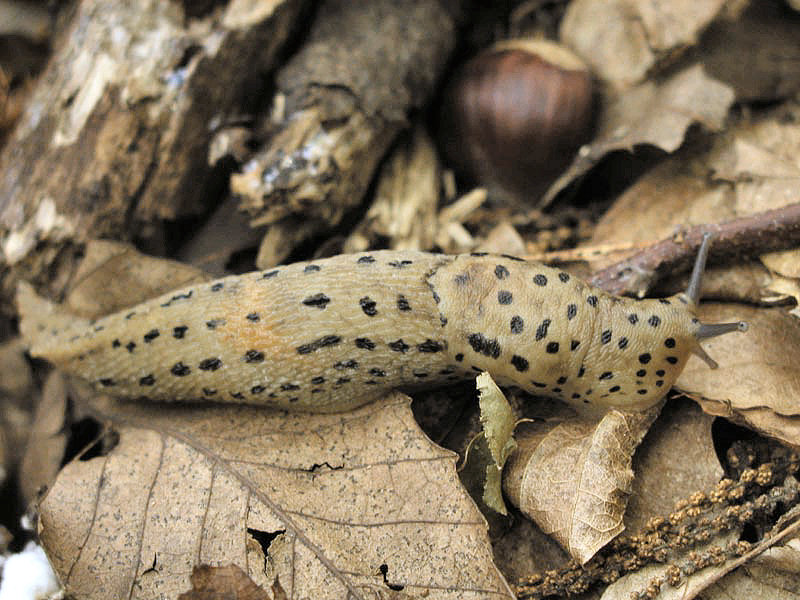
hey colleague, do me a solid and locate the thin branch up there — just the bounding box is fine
[589,202,800,296]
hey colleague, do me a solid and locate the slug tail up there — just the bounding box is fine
[16,282,93,365]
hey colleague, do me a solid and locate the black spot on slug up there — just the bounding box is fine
[112,339,121,348]
[160,290,193,308]
[599,372,613,380]
[658,298,671,305]
[639,353,651,364]
[231,392,245,400]
[629,314,639,325]
[206,319,225,329]
[171,362,191,376]
[666,356,679,364]
[467,333,501,359]
[246,312,260,322]
[656,380,664,387]
[455,353,464,362]
[335,378,351,385]
[359,296,378,316]
[418,340,444,353]
[578,366,586,377]
[502,254,524,262]
[413,371,428,378]
[648,315,661,327]
[531,381,547,388]
[470,252,488,257]
[656,370,665,377]
[601,330,612,344]
[199,358,222,371]
[510,316,524,334]
[143,329,160,343]
[558,272,570,283]
[389,339,410,353]
[302,293,331,309]
[552,387,562,393]
[304,264,321,273]
[609,385,621,392]
[211,282,224,291]
[251,385,265,394]
[397,295,412,311]
[244,350,264,363]
[665,338,676,348]
[203,388,217,396]
[355,338,376,350]
[636,369,647,377]
[262,269,279,278]
[297,335,342,354]
[495,265,509,279]
[126,341,136,353]
[533,274,548,286]
[618,337,628,349]
[369,368,386,377]
[125,311,136,320]
[567,304,577,320]
[388,260,413,268]
[99,378,115,387]
[557,376,567,384]
[280,383,300,391]
[587,295,598,307]
[334,360,359,370]
[535,319,551,340]
[637,389,648,395]
[497,290,513,304]
[511,355,529,372]
[139,374,155,386]
[173,326,188,339]
[546,342,559,354]
[311,376,325,385]
[357,255,375,264]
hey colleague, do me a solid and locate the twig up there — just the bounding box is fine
[589,203,800,296]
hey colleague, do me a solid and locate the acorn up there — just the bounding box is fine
[439,38,595,202]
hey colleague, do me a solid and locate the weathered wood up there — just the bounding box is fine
[231,0,461,261]
[0,0,305,303]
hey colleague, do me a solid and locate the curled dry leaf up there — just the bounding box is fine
[503,407,660,564]
[65,240,210,316]
[679,304,800,448]
[561,0,729,87]
[541,65,734,206]
[475,372,517,516]
[39,393,514,599]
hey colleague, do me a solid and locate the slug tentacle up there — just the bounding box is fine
[17,241,747,414]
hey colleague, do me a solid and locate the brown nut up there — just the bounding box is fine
[439,38,595,202]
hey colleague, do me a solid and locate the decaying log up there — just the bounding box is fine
[0,0,305,302]
[231,0,460,261]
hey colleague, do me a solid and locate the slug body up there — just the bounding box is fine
[20,243,745,414]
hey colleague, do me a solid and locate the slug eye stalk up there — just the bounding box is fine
[684,232,748,369]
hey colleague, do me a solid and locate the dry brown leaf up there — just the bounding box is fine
[503,407,660,564]
[542,65,734,206]
[678,304,800,446]
[19,371,68,504]
[178,564,271,600]
[39,393,514,599]
[66,240,210,317]
[625,398,722,533]
[561,0,729,87]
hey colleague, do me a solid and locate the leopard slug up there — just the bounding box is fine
[18,234,746,414]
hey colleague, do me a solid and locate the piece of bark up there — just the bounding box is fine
[231,0,459,251]
[0,0,305,302]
